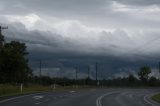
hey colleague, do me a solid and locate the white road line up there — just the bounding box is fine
[35,99,50,105]
[70,91,76,93]
[143,93,159,106]
[0,92,48,103]
[0,94,36,103]
[96,91,119,106]
[33,95,44,100]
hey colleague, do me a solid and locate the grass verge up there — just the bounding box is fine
[0,84,52,97]
[151,93,160,103]
[0,84,95,97]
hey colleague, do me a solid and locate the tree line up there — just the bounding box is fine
[24,66,160,87]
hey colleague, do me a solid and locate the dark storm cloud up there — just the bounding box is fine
[2,20,160,61]
[3,22,127,57]
[1,0,160,78]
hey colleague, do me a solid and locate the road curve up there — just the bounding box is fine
[98,89,160,106]
[0,88,160,106]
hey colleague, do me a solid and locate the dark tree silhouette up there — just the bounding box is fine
[0,41,32,83]
[138,66,151,83]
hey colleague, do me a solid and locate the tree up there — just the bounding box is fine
[128,74,136,82]
[138,66,151,83]
[0,41,32,83]
[148,76,157,86]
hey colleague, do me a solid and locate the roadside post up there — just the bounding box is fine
[20,83,23,93]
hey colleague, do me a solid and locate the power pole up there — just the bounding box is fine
[39,60,42,85]
[75,67,78,81]
[0,26,8,50]
[95,62,98,85]
[86,65,90,85]
[158,61,160,73]
[88,65,90,79]
[75,67,78,88]
[39,60,42,77]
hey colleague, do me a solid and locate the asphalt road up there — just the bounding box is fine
[0,88,160,106]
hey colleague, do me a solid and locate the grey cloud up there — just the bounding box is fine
[3,21,160,60]
[0,0,31,15]
[149,69,160,79]
[1,0,160,29]
[1,0,160,78]
[3,23,125,58]
[0,0,107,16]
[115,0,160,6]
[4,23,76,53]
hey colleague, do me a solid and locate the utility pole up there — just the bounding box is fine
[0,26,8,50]
[159,61,160,73]
[75,67,78,81]
[75,67,78,88]
[88,65,90,79]
[86,65,90,85]
[39,60,42,85]
[39,60,42,77]
[95,62,98,85]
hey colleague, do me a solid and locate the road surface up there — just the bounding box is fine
[0,88,160,106]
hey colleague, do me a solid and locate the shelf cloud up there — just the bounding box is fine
[0,0,160,78]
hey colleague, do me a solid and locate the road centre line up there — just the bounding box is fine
[96,91,119,106]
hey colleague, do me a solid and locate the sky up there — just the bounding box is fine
[0,0,160,79]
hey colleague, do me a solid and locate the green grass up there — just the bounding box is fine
[0,84,95,97]
[0,84,52,96]
[152,93,160,103]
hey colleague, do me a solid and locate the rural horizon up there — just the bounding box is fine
[0,0,160,106]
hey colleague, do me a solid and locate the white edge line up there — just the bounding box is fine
[0,92,48,104]
[143,92,160,106]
